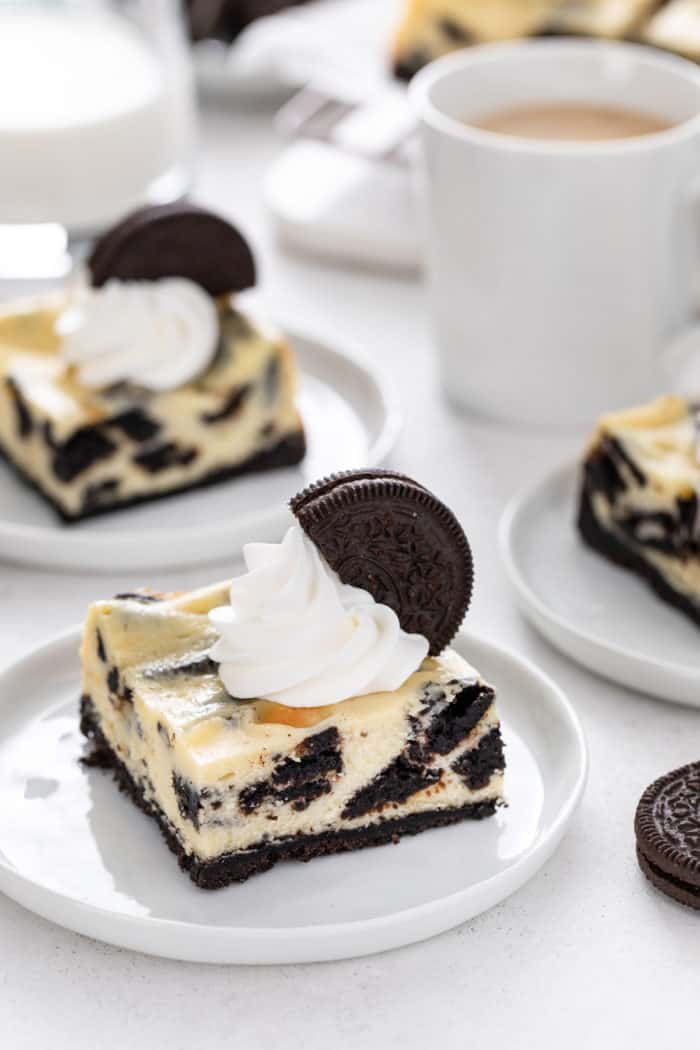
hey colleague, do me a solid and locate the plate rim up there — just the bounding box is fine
[0,625,587,963]
[499,461,700,688]
[0,328,402,572]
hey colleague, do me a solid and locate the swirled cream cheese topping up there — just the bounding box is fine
[209,525,429,708]
[56,277,219,391]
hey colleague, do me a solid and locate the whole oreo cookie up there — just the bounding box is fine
[635,762,700,910]
[88,202,256,296]
[291,469,473,655]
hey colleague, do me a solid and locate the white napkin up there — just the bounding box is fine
[194,0,402,96]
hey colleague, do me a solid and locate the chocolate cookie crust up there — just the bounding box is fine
[291,469,473,655]
[635,762,700,910]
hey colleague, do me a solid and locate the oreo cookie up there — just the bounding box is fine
[635,762,700,910]
[88,202,256,296]
[291,469,473,655]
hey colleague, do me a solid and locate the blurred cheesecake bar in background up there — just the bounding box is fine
[186,0,313,43]
[0,203,305,522]
[393,1,695,80]
[578,396,700,627]
[393,0,554,78]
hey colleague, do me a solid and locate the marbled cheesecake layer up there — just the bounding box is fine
[0,295,304,520]
[579,395,700,623]
[80,584,505,883]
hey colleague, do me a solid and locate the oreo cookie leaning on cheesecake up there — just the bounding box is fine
[0,201,305,521]
[80,469,506,888]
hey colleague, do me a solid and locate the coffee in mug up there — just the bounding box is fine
[469,103,673,141]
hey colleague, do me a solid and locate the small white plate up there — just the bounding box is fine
[0,331,400,573]
[0,629,586,965]
[500,464,700,707]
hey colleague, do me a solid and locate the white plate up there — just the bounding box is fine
[500,464,700,707]
[0,629,586,965]
[0,331,400,573]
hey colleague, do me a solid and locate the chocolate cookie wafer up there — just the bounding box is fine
[88,202,256,296]
[635,762,700,910]
[291,469,473,655]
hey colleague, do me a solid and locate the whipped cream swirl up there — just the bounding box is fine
[56,277,219,391]
[209,526,429,708]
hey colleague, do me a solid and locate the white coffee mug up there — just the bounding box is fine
[410,40,700,426]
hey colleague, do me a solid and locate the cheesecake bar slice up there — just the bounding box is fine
[393,0,554,80]
[0,296,305,521]
[578,396,700,626]
[80,585,505,887]
[392,1,663,80]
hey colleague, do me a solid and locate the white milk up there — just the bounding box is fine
[0,8,195,231]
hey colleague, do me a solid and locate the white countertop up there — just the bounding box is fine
[2,104,698,1049]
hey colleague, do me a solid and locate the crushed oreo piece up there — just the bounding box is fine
[113,592,162,603]
[44,423,117,483]
[452,728,505,790]
[201,384,251,424]
[133,442,198,473]
[173,773,203,829]
[6,377,33,438]
[96,630,107,663]
[108,409,161,443]
[239,728,342,814]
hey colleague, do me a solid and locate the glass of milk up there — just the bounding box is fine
[0,0,197,279]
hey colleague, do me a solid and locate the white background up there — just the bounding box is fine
[1,104,698,1048]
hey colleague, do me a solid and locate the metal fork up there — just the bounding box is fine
[274,83,417,164]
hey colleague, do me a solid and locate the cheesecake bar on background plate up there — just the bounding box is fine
[80,469,505,887]
[0,202,305,522]
[392,1,677,80]
[578,395,700,628]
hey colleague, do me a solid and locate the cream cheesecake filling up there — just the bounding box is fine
[0,294,303,518]
[81,584,504,863]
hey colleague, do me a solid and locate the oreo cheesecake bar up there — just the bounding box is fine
[392,1,664,80]
[393,0,553,79]
[80,470,505,887]
[0,203,305,522]
[578,396,700,626]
